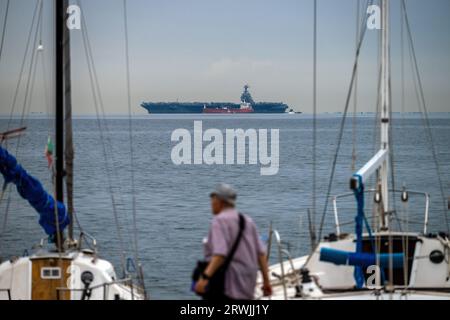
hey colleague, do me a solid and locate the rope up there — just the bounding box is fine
[0,0,10,220]
[122,0,147,297]
[76,1,147,293]
[315,0,374,245]
[311,0,317,249]
[76,1,134,242]
[0,186,11,261]
[36,0,52,136]
[305,0,373,266]
[7,0,40,131]
[400,193,410,288]
[400,2,410,289]
[0,1,41,253]
[402,0,449,233]
[14,0,43,163]
[10,0,43,168]
[351,0,360,172]
[0,0,10,65]
[76,0,133,240]
[76,0,128,277]
[388,73,403,231]
[371,57,381,232]
[303,0,375,268]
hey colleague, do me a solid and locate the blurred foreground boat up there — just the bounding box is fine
[255,0,450,300]
[0,0,145,300]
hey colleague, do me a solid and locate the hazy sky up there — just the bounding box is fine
[0,0,449,115]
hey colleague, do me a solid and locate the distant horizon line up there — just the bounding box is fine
[1,111,449,119]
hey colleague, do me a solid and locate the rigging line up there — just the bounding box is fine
[14,0,43,161]
[123,0,146,293]
[398,1,410,278]
[400,0,405,118]
[20,0,43,124]
[79,3,143,276]
[351,0,361,172]
[384,3,404,234]
[6,0,40,131]
[402,0,449,233]
[388,78,400,288]
[382,0,396,284]
[304,0,374,267]
[372,27,382,156]
[311,0,317,248]
[401,199,410,288]
[8,0,42,193]
[76,0,134,242]
[36,0,51,134]
[0,186,11,240]
[78,12,128,276]
[41,49,52,134]
[24,17,43,122]
[371,20,382,233]
[398,0,406,230]
[387,68,403,233]
[315,0,374,243]
[400,0,410,277]
[71,210,94,252]
[77,1,135,252]
[385,14,400,230]
[0,0,10,65]
[71,208,83,233]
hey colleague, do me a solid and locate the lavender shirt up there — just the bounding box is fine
[204,208,266,300]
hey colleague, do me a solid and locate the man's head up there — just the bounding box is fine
[210,183,237,215]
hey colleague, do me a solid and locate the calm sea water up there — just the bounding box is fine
[0,114,449,299]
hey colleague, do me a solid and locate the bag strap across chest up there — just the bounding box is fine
[222,213,246,270]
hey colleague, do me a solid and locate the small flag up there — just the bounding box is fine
[44,137,54,168]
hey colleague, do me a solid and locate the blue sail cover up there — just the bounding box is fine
[353,174,366,288]
[0,146,70,237]
[320,247,404,269]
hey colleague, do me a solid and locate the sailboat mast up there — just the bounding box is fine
[62,0,74,242]
[55,0,64,204]
[380,0,390,229]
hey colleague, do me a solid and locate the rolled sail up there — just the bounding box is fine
[0,146,70,238]
[320,247,404,269]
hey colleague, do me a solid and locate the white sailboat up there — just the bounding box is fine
[256,0,450,300]
[0,0,146,300]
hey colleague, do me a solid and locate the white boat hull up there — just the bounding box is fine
[0,250,144,300]
[255,232,450,300]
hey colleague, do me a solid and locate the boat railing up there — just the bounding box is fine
[76,232,98,257]
[332,189,429,236]
[56,278,140,300]
[266,229,301,300]
[33,232,98,257]
[0,288,11,300]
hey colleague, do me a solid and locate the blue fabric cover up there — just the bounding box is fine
[353,174,365,288]
[320,247,404,269]
[0,146,69,237]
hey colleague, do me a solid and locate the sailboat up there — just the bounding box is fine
[255,0,450,300]
[0,0,145,300]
